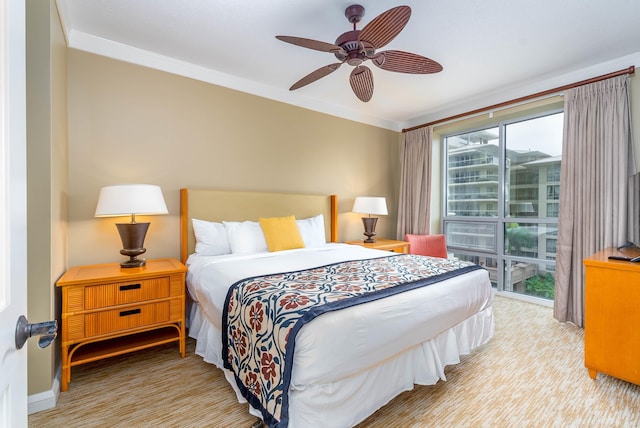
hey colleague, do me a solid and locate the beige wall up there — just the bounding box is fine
[26,0,68,395]
[67,50,401,267]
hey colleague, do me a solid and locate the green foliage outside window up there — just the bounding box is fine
[506,224,535,254]
[525,273,555,299]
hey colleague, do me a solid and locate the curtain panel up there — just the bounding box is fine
[396,126,433,239]
[630,173,640,247]
[554,75,634,327]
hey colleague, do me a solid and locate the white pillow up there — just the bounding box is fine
[192,219,231,256]
[223,221,269,254]
[296,214,327,248]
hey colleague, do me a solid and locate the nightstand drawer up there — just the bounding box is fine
[63,275,183,313]
[67,298,182,339]
[85,277,172,310]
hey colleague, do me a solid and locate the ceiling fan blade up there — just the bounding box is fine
[372,50,443,74]
[276,35,346,55]
[290,63,343,90]
[358,5,411,49]
[350,66,373,102]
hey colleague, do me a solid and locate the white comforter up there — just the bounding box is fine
[187,243,494,389]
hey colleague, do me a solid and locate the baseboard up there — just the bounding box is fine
[28,365,60,414]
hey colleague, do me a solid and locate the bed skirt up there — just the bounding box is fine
[188,302,494,427]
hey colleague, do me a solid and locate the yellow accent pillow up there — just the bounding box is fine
[259,215,305,252]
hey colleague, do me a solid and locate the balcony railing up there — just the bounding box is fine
[449,175,499,184]
[448,192,499,200]
[448,157,498,168]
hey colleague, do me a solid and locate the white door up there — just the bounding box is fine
[0,0,28,426]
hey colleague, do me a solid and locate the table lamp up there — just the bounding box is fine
[95,184,168,268]
[352,196,388,243]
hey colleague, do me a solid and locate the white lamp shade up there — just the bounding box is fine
[352,196,388,216]
[95,184,168,217]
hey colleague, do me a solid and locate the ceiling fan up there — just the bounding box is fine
[276,4,443,102]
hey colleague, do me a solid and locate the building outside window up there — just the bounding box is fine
[442,112,563,302]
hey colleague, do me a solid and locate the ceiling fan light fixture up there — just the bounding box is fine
[276,4,442,101]
[347,53,364,66]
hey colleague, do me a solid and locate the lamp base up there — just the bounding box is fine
[116,222,150,269]
[120,258,146,268]
[361,217,378,243]
[119,250,147,268]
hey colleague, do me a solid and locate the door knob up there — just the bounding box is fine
[15,315,58,350]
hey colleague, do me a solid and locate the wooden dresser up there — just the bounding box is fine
[56,258,187,391]
[583,247,640,385]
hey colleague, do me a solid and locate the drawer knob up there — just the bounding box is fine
[119,283,141,291]
[119,308,142,317]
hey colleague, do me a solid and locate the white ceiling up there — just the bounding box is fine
[56,0,640,131]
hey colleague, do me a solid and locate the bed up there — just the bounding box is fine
[180,188,494,427]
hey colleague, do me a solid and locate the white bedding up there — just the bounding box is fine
[187,243,494,427]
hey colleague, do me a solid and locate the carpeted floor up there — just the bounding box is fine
[29,296,640,427]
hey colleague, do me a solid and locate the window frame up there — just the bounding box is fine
[441,108,563,305]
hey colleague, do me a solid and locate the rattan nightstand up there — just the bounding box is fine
[56,258,186,391]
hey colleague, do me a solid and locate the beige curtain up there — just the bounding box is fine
[629,135,640,245]
[630,172,640,246]
[397,126,432,239]
[554,75,634,327]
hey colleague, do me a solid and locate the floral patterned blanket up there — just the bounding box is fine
[222,254,482,427]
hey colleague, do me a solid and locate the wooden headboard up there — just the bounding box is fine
[180,188,338,263]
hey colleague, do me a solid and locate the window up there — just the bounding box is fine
[443,112,563,302]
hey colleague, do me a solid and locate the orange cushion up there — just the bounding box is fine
[405,234,448,258]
